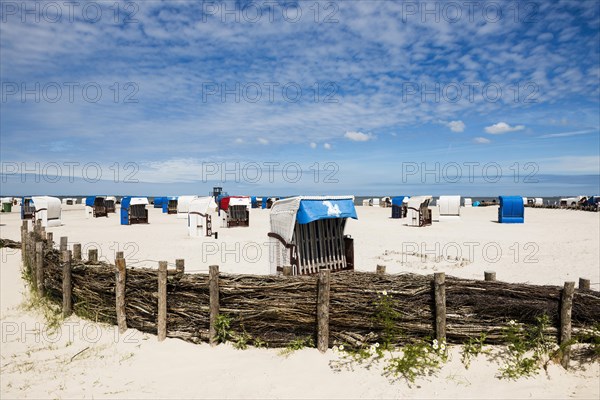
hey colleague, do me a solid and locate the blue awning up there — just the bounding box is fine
[296,198,357,224]
[391,196,408,206]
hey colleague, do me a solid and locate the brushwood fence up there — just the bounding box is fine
[15,221,600,366]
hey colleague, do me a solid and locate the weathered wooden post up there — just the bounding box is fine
[560,281,575,369]
[60,236,68,253]
[434,272,447,343]
[115,253,127,334]
[376,265,386,275]
[62,250,72,317]
[157,261,168,341]
[209,265,220,346]
[484,271,496,281]
[73,243,82,261]
[282,265,292,276]
[35,241,44,296]
[21,221,27,266]
[176,259,185,274]
[46,232,53,248]
[578,278,590,290]
[317,267,331,353]
[88,248,98,263]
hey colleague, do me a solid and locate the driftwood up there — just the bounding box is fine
[0,238,21,249]
[38,246,600,347]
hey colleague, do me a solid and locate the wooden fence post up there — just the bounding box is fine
[560,281,575,369]
[115,255,127,334]
[46,232,53,248]
[376,265,386,275]
[317,268,331,353]
[21,221,27,266]
[62,250,72,317]
[434,272,446,343]
[484,271,496,281]
[157,261,168,341]
[209,265,220,346]
[282,265,292,276]
[73,244,82,261]
[176,259,185,274]
[578,278,590,290]
[60,236,68,253]
[88,248,98,263]
[35,241,44,296]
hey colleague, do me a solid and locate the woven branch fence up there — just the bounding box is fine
[16,221,600,364]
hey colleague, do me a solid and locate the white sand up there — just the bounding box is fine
[1,205,599,398]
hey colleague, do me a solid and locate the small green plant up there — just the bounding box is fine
[461,333,488,369]
[252,337,268,349]
[278,337,314,357]
[373,290,401,349]
[214,314,232,344]
[498,316,557,379]
[20,293,62,332]
[232,328,251,350]
[333,341,384,367]
[384,339,447,384]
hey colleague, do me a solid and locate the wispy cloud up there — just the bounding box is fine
[473,137,491,144]
[538,129,597,138]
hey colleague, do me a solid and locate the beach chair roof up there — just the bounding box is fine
[220,196,250,211]
[407,195,432,208]
[189,196,216,214]
[85,196,106,207]
[121,197,149,209]
[31,196,62,218]
[177,195,199,213]
[391,196,408,206]
[270,196,357,243]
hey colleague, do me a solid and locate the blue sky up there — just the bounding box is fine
[1,0,599,196]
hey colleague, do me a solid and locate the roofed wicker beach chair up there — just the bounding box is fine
[188,196,217,237]
[406,195,433,227]
[31,196,62,227]
[21,197,35,220]
[120,197,149,225]
[438,195,461,221]
[268,196,357,275]
[220,196,250,227]
[85,196,108,218]
[105,196,117,213]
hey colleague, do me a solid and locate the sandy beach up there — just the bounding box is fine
[1,204,598,399]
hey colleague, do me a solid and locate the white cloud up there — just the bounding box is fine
[258,138,269,145]
[310,142,317,149]
[485,122,525,134]
[234,138,244,144]
[473,137,491,144]
[344,131,375,142]
[323,143,332,150]
[447,120,465,133]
